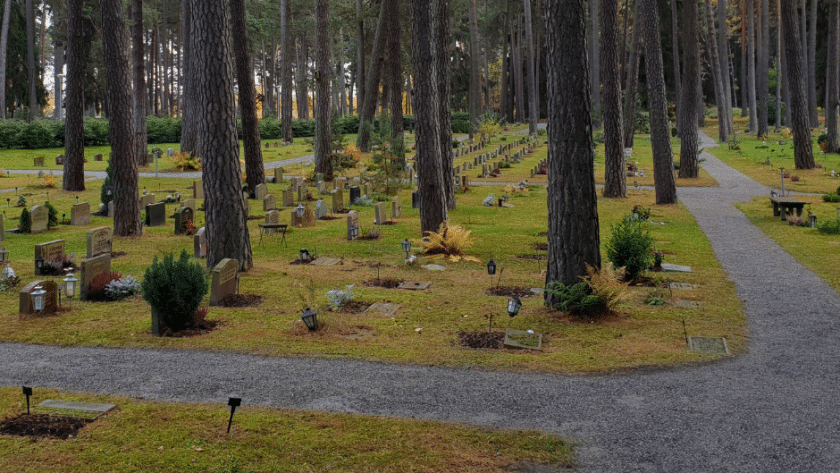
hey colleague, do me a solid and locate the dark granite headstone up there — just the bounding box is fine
[349,186,361,204]
[145,202,166,227]
[174,207,194,235]
[412,190,421,209]
[79,254,111,300]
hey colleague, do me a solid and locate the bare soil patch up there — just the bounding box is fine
[337,300,370,314]
[364,278,403,289]
[0,414,92,439]
[217,294,262,308]
[457,330,506,349]
[486,286,534,298]
[158,308,220,337]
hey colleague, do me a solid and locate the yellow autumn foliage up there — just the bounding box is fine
[420,221,473,257]
[581,262,632,308]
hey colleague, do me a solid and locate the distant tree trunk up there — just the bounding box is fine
[26,0,36,121]
[670,0,681,130]
[524,0,538,135]
[678,0,700,178]
[296,34,310,120]
[825,0,839,153]
[747,0,757,131]
[500,11,510,123]
[468,0,480,138]
[781,0,815,169]
[756,0,769,138]
[132,0,147,167]
[741,39,749,117]
[705,0,727,143]
[63,0,85,192]
[774,0,782,132]
[602,0,625,198]
[384,0,403,145]
[101,0,141,237]
[338,30,348,117]
[412,0,447,234]
[622,0,642,148]
[0,0,13,119]
[280,0,293,143]
[435,0,454,210]
[780,12,792,127]
[718,0,734,137]
[356,0,365,113]
[544,0,601,297]
[313,0,333,178]
[589,0,601,129]
[808,0,819,126]
[356,4,386,151]
[161,0,170,115]
[193,0,253,270]
[641,0,677,203]
[230,0,265,192]
[180,0,198,153]
[514,21,526,124]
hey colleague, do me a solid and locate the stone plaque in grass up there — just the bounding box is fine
[676,300,702,309]
[38,400,116,419]
[504,329,543,350]
[397,281,430,290]
[660,263,692,273]
[688,336,729,355]
[71,202,90,226]
[210,258,238,306]
[33,157,45,167]
[669,282,698,291]
[365,302,401,317]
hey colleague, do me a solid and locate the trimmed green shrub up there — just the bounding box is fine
[83,118,110,146]
[822,193,840,203]
[141,250,209,332]
[18,208,31,233]
[545,281,609,318]
[44,202,58,229]
[817,218,840,235]
[0,119,24,148]
[19,120,56,149]
[101,155,114,206]
[606,215,654,280]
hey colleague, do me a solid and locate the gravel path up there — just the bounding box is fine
[2,131,840,471]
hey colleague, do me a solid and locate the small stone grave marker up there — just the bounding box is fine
[273,167,284,183]
[55,155,64,165]
[264,210,280,233]
[254,183,267,201]
[181,199,196,213]
[669,282,698,291]
[86,226,112,258]
[397,281,430,290]
[263,194,276,211]
[80,254,111,300]
[391,196,402,218]
[34,239,65,275]
[297,185,306,202]
[174,207,194,235]
[365,303,401,317]
[332,189,344,212]
[30,205,49,234]
[292,176,304,192]
[282,188,295,207]
[421,264,445,271]
[139,194,155,209]
[194,227,206,258]
[37,400,116,419]
[688,336,729,355]
[94,153,103,161]
[193,180,204,200]
[315,199,327,219]
[210,258,238,306]
[374,202,387,225]
[167,148,175,156]
[676,300,702,309]
[504,329,543,350]
[145,202,166,227]
[347,210,360,240]
[412,190,421,209]
[70,202,91,226]
[334,176,347,190]
[19,280,58,315]
[33,157,45,167]
[661,263,692,273]
[310,257,340,266]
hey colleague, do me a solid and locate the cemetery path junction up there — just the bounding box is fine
[2,131,839,472]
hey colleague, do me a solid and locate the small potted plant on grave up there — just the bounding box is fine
[141,250,208,336]
[818,133,828,152]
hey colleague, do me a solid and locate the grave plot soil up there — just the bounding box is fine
[289,259,312,265]
[0,414,92,439]
[158,308,220,338]
[217,294,262,308]
[358,233,381,241]
[458,330,506,349]
[486,286,534,298]
[110,251,127,258]
[337,300,371,314]
[531,243,548,251]
[247,215,264,221]
[318,216,340,220]
[364,278,403,289]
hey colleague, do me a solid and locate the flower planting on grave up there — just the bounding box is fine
[180,219,196,236]
[39,254,76,276]
[86,271,124,301]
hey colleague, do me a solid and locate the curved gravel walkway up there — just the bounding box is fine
[2,132,840,471]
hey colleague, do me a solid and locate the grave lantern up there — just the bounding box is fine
[0,247,7,263]
[295,204,305,218]
[487,258,497,275]
[63,273,78,299]
[401,239,412,259]
[502,195,509,202]
[348,226,359,240]
[35,256,44,272]
[31,286,46,312]
[507,296,522,317]
[808,213,817,228]
[301,307,319,331]
[299,249,310,262]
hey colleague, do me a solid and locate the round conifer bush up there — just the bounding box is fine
[141,250,209,332]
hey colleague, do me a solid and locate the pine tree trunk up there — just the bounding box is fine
[544,0,601,296]
[280,0,293,143]
[356,4,386,152]
[314,0,333,178]
[230,0,265,192]
[412,0,447,234]
[524,0,538,135]
[756,0,769,138]
[356,0,365,114]
[63,0,85,192]
[641,0,677,204]
[384,0,403,144]
[0,0,13,119]
[26,0,36,121]
[435,0,455,210]
[747,0,757,131]
[705,0,727,143]
[808,0,819,126]
[622,0,642,148]
[781,0,815,169]
[101,0,141,237]
[602,0,625,198]
[180,0,197,153]
[296,34,309,120]
[501,6,511,123]
[679,0,700,178]
[825,0,839,153]
[670,0,681,132]
[514,22,526,124]
[780,10,791,127]
[589,0,601,129]
[718,0,734,138]
[338,30,348,117]
[132,0,147,167]
[468,0,480,138]
[192,0,253,270]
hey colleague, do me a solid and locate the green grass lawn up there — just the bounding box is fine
[0,387,573,472]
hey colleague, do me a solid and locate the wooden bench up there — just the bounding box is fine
[770,196,805,221]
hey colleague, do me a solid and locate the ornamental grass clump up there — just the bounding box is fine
[420,222,473,257]
[141,250,209,332]
[606,214,654,280]
[545,263,630,319]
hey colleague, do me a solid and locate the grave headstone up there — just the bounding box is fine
[70,202,91,226]
[263,194,276,211]
[412,190,421,209]
[80,253,111,300]
[282,189,295,207]
[145,202,166,227]
[193,180,204,200]
[30,205,49,234]
[180,199,196,213]
[315,200,327,219]
[292,176,304,192]
[347,210,360,240]
[139,194,155,209]
[364,183,372,198]
[174,207,194,235]
[297,185,306,202]
[273,167,284,183]
[107,201,115,218]
[209,258,238,306]
[264,210,280,233]
[167,148,175,156]
[374,202,387,225]
[334,176,347,190]
[503,329,543,350]
[85,226,112,258]
[0,214,3,241]
[34,239,65,275]
[391,196,402,218]
[688,336,729,355]
[254,183,268,201]
[194,227,206,258]
[349,186,361,204]
[332,189,344,212]
[19,280,58,315]
[94,153,103,161]
[33,157,45,167]
[316,180,325,195]
[55,155,64,165]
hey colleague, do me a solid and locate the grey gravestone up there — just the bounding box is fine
[107,201,115,219]
[181,199,196,213]
[688,336,729,355]
[334,176,347,190]
[661,263,692,273]
[347,210,360,240]
[315,200,327,219]
[71,202,91,226]
[273,167,284,183]
[412,190,421,209]
[391,197,402,218]
[86,226,112,258]
[332,189,344,212]
[264,210,280,234]
[55,155,64,165]
[194,227,206,258]
[397,281,430,290]
[210,258,238,306]
[292,176,304,192]
[139,194,155,209]
[193,180,204,200]
[34,239,65,275]
[669,282,698,291]
[504,329,543,350]
[80,253,111,300]
[282,189,295,207]
[167,148,175,156]
[30,205,49,234]
[94,153,103,161]
[297,185,306,202]
[0,214,3,241]
[316,180,325,194]
[263,194,276,211]
[364,183,372,198]
[365,303,401,317]
[174,207,194,235]
[349,186,361,204]
[374,202,387,225]
[33,157,45,167]
[145,202,166,227]
[19,280,58,315]
[254,183,268,201]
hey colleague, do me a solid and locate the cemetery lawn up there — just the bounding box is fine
[0,169,748,374]
[736,196,840,293]
[0,387,573,472]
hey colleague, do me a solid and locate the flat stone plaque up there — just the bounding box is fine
[669,282,698,290]
[38,400,116,416]
[365,303,401,317]
[504,329,543,350]
[530,288,544,295]
[661,263,692,273]
[422,264,445,271]
[688,336,729,355]
[310,257,340,266]
[676,300,702,309]
[397,281,430,290]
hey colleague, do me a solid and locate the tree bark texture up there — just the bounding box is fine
[180,0,197,153]
[280,0,294,143]
[468,0,481,138]
[514,22,525,123]
[192,0,253,270]
[434,0,455,210]
[678,0,700,178]
[780,0,816,169]
[622,0,642,148]
[544,0,601,298]
[641,0,677,204]
[747,0,757,131]
[132,0,147,167]
[670,0,681,130]
[384,0,403,143]
[524,0,538,135]
[756,0,769,138]
[704,0,728,143]
[356,4,386,152]
[825,0,839,152]
[63,0,85,192]
[808,0,819,126]
[295,34,309,120]
[101,0,141,237]
[601,0,625,198]
[411,0,447,234]
[356,0,365,114]
[26,0,36,121]
[589,0,601,129]
[230,0,265,192]
[780,9,792,127]
[314,0,333,178]
[718,0,734,138]
[0,0,12,118]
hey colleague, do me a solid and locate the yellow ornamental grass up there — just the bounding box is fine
[41,171,58,188]
[420,221,474,258]
[582,262,632,308]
